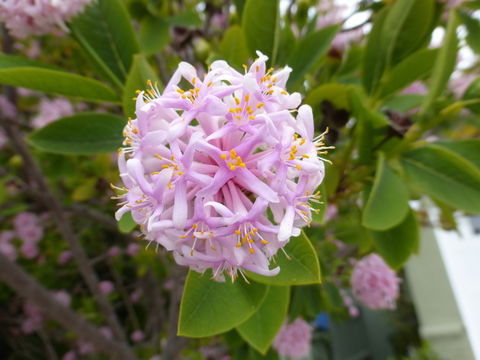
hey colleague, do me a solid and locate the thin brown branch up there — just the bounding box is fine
[0,253,138,360]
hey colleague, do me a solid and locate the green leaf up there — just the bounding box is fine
[237,286,290,354]
[71,0,140,87]
[218,25,250,70]
[363,153,409,230]
[286,24,340,89]
[383,94,425,113]
[139,16,170,55]
[178,271,268,337]
[305,83,350,111]
[247,231,321,286]
[458,10,480,54]
[400,144,480,213]
[122,54,160,118]
[27,113,126,155]
[463,76,480,113]
[276,24,296,66]
[166,10,203,28]
[371,209,419,269]
[0,55,119,103]
[379,48,438,99]
[433,139,480,169]
[118,212,136,233]
[242,0,280,63]
[421,11,459,116]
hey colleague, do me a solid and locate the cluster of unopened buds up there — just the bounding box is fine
[114,51,332,280]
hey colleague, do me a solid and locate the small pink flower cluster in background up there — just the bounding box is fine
[0,0,92,39]
[273,318,312,359]
[32,98,75,129]
[340,289,359,318]
[350,254,401,310]
[115,52,330,280]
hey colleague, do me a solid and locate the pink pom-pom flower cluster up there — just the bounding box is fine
[273,318,312,359]
[0,0,91,39]
[114,52,330,280]
[350,254,401,310]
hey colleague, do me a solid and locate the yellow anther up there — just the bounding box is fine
[132,128,139,134]
[147,79,152,86]
[229,164,236,171]
[181,95,187,99]
[135,90,141,94]
[190,249,194,256]
[192,77,196,85]
[220,154,227,160]
[242,64,248,70]
[239,163,246,168]
[249,248,255,254]
[207,81,213,87]
[257,103,264,108]
[132,97,137,100]
[230,149,237,157]
[210,246,217,251]
[255,65,259,72]
[235,108,242,113]
[296,164,302,170]
[302,154,310,159]
[249,115,255,120]
[235,115,241,120]
[229,108,236,113]
[235,230,241,235]
[281,91,288,95]
[300,139,306,145]
[192,223,198,228]
[162,165,169,169]
[177,171,184,176]
[177,89,185,94]
[167,182,172,189]
[150,171,160,175]
[234,97,241,105]
[180,235,187,239]
[236,243,242,248]
[261,240,269,244]
[244,94,250,102]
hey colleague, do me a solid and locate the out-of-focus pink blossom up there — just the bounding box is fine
[54,291,71,307]
[130,330,145,343]
[57,250,72,265]
[130,288,142,303]
[77,340,94,355]
[0,241,17,261]
[99,327,113,340]
[62,351,77,360]
[20,243,39,259]
[126,243,140,257]
[0,95,17,119]
[0,0,92,38]
[107,246,121,257]
[32,98,75,129]
[401,81,428,95]
[99,281,114,295]
[21,302,43,334]
[13,212,43,244]
[450,74,477,98]
[273,318,312,359]
[351,254,401,310]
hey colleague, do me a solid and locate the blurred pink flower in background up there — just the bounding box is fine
[57,250,72,265]
[126,243,140,257]
[401,81,428,95]
[351,253,401,310]
[62,351,77,360]
[99,281,114,295]
[130,330,145,343]
[21,302,43,334]
[20,243,39,259]
[107,246,122,257]
[0,231,17,261]
[450,73,477,98]
[273,318,312,359]
[54,290,72,307]
[32,98,75,129]
[0,0,92,38]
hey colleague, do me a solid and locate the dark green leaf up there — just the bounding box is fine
[122,54,160,118]
[383,94,425,113]
[139,16,170,55]
[178,271,268,337]
[71,0,140,87]
[287,24,340,89]
[0,55,119,103]
[276,24,296,66]
[433,139,480,169]
[305,83,350,111]
[379,48,438,99]
[401,144,480,213]
[237,286,290,354]
[247,231,321,286]
[218,25,250,70]
[421,11,459,116]
[166,10,202,28]
[27,113,126,155]
[463,76,480,113]
[458,10,480,54]
[363,153,409,230]
[242,0,280,63]
[371,209,419,269]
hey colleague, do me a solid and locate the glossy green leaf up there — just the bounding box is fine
[237,286,290,354]
[379,48,438,99]
[421,11,459,116]
[122,54,159,118]
[363,154,409,230]
[218,25,250,70]
[0,55,119,103]
[242,0,280,63]
[118,212,136,233]
[71,0,140,87]
[276,24,296,66]
[287,24,340,89]
[371,209,419,269]
[178,271,268,337]
[140,16,170,55]
[305,83,350,111]
[247,231,321,286]
[27,113,126,155]
[401,144,480,213]
[383,94,425,113]
[433,139,480,169]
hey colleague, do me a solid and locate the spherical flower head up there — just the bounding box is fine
[114,51,331,281]
[351,253,401,310]
[273,318,312,359]
[0,0,92,39]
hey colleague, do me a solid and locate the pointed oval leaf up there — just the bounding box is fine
[27,113,126,155]
[286,24,340,89]
[178,271,268,337]
[400,144,480,213]
[433,139,480,169]
[122,54,160,118]
[246,231,321,286]
[371,209,419,270]
[71,0,140,87]
[219,25,250,71]
[362,153,409,230]
[237,286,290,354]
[242,0,280,63]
